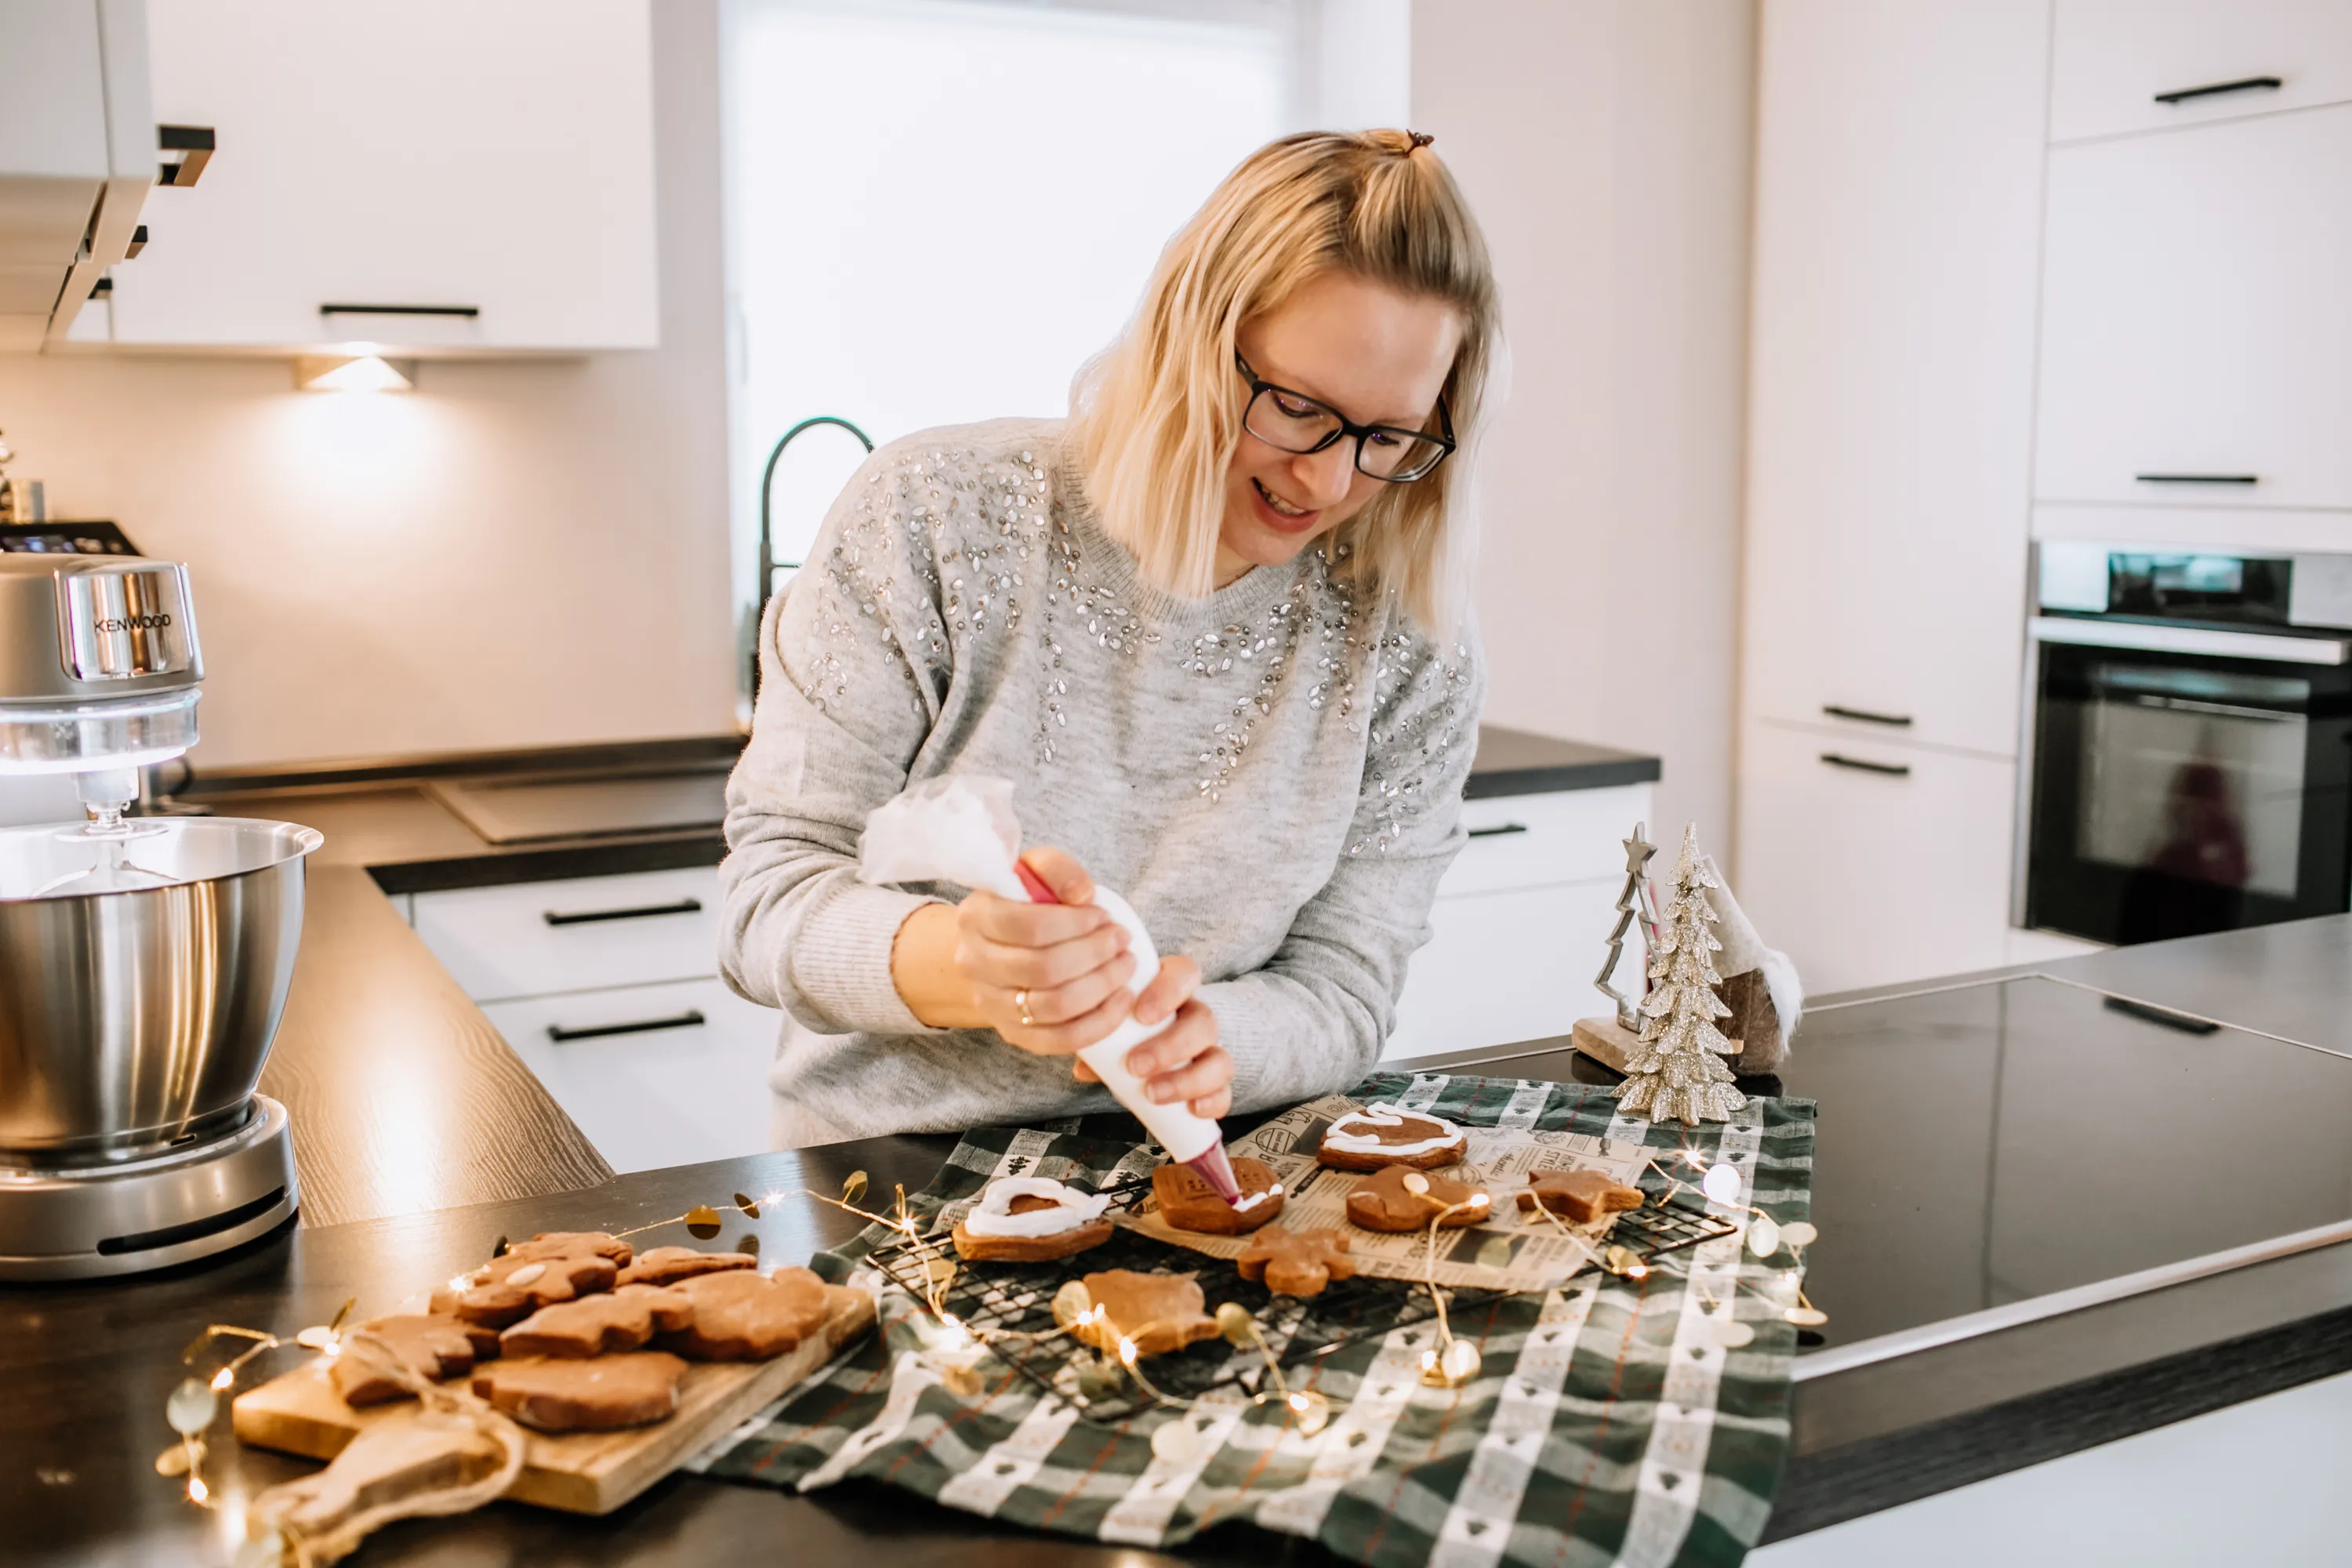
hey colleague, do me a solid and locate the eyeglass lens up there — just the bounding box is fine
[1244,387,1447,480]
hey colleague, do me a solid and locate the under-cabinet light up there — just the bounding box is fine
[293,354,416,393]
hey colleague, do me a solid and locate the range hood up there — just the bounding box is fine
[0,0,154,351]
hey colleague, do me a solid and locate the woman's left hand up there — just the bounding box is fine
[1071,954,1232,1120]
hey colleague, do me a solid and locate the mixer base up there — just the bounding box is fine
[0,1095,299,1280]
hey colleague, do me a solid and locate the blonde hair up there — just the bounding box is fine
[1068,129,1498,633]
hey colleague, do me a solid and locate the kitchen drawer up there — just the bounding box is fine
[1440,784,1654,899]
[1385,879,1621,1062]
[1734,719,2018,995]
[412,867,723,1002]
[2035,103,2352,512]
[481,977,777,1174]
[2052,0,2352,144]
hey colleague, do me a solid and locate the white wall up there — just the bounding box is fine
[0,0,736,771]
[1412,0,1755,851]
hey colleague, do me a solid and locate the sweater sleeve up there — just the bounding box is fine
[1197,619,1486,1111]
[717,450,961,1036]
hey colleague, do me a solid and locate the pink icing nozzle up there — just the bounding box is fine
[1185,1141,1245,1207]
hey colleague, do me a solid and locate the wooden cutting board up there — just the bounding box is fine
[232,1284,874,1515]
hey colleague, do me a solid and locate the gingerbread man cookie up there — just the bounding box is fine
[951,1177,1114,1261]
[659,1266,833,1361]
[329,1315,499,1407]
[470,1351,688,1432]
[1314,1103,1468,1171]
[500,1282,697,1359]
[1519,1168,1646,1225]
[1344,1163,1492,1232]
[430,1241,619,1328]
[507,1231,633,1268]
[1076,1270,1221,1357]
[1236,1225,1358,1298]
[1152,1157,1285,1236]
[617,1246,759,1287]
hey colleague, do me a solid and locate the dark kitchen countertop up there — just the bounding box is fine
[7,913,2352,1561]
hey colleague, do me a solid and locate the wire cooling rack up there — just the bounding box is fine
[1611,1196,1741,1261]
[865,1181,1507,1425]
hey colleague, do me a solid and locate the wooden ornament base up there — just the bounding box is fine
[1570,1015,1644,1073]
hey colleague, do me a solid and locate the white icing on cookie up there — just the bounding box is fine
[960,1177,1112,1239]
[1321,1102,1465,1159]
[1228,1183,1284,1214]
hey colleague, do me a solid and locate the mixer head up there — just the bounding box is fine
[0,556,204,829]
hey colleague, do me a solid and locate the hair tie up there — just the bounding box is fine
[1406,131,1435,151]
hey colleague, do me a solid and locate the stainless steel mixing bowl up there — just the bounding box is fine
[0,817,322,1163]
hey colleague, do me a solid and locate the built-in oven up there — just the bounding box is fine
[2022,545,2352,946]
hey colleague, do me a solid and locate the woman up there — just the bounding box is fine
[720,129,1499,1149]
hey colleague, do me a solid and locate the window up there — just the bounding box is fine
[720,0,1406,695]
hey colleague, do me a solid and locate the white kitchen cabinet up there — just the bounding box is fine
[2050,0,2352,144]
[412,866,722,1002]
[1734,720,2018,996]
[1386,879,1621,1062]
[1740,0,2049,760]
[0,0,151,349]
[480,977,775,1174]
[2034,103,2352,514]
[104,0,655,351]
[1385,782,1653,1062]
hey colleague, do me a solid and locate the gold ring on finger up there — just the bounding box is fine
[1014,988,1033,1027]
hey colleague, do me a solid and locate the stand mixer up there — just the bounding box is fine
[0,554,318,1279]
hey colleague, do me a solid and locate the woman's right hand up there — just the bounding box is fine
[953,847,1139,1055]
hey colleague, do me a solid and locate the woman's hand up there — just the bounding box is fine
[1071,953,1234,1120]
[952,847,1138,1053]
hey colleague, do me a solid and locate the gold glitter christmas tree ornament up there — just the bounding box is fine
[1617,824,1746,1126]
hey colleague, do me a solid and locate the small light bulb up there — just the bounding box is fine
[1629,1264,1650,1279]
[188,1475,209,1505]
[1287,1392,1309,1412]
[208,1368,233,1392]
[1117,1338,1139,1367]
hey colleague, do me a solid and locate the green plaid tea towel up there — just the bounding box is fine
[698,1072,1817,1567]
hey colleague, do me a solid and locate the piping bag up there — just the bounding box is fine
[858,775,1247,1207]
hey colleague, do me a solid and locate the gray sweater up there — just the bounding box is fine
[718,418,1483,1149]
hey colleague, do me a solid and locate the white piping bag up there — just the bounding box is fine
[857,776,1245,1205]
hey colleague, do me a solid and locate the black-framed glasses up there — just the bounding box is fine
[1236,352,1456,482]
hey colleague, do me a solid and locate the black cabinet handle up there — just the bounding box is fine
[2153,75,2282,107]
[543,898,703,927]
[1467,822,1529,840]
[2100,995,2221,1036]
[1822,704,1913,728]
[158,125,214,187]
[1820,753,1911,778]
[319,303,482,318]
[548,1010,706,1043]
[2134,473,2259,485]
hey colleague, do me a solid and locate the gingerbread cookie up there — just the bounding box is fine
[500,1282,697,1359]
[951,1176,1115,1261]
[330,1315,499,1407]
[1344,1164,1492,1232]
[430,1242,619,1328]
[1236,1225,1357,1298]
[616,1245,759,1287]
[1315,1103,1468,1171]
[470,1351,688,1432]
[1076,1270,1221,1357]
[507,1231,633,1268]
[659,1266,832,1361]
[1519,1168,1646,1225]
[1151,1157,1285,1236]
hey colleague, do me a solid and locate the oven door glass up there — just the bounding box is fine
[2027,642,2352,944]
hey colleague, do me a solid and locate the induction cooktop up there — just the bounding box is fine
[1784,974,2352,1377]
[427,768,729,844]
